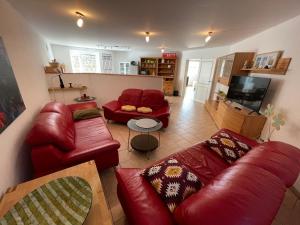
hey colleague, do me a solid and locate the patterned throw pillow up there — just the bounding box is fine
[206,131,251,164]
[141,158,202,212]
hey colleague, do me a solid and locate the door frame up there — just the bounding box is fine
[183,58,216,101]
[183,59,201,98]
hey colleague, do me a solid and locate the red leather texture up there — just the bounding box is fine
[174,164,286,225]
[116,129,300,225]
[103,89,170,127]
[172,143,229,184]
[141,89,165,110]
[237,141,300,187]
[118,89,143,106]
[26,112,75,152]
[27,102,120,177]
[116,168,174,225]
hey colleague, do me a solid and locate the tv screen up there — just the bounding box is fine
[227,76,271,112]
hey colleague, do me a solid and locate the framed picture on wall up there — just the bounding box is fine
[0,37,26,133]
[253,51,283,69]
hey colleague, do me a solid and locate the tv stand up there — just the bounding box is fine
[205,100,266,139]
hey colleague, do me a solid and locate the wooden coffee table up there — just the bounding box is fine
[0,161,113,225]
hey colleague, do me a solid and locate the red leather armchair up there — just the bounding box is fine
[102,89,170,128]
[26,102,120,177]
[116,129,300,225]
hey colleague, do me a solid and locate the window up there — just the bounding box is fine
[120,62,130,74]
[102,53,113,73]
[70,50,101,73]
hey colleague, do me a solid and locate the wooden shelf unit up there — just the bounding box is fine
[241,57,292,75]
[140,57,177,96]
[205,100,266,139]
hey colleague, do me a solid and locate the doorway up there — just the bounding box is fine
[184,59,214,103]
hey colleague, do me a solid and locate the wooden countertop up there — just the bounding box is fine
[0,161,113,225]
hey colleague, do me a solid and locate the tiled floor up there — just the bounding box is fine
[99,96,300,225]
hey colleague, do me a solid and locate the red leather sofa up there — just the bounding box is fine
[102,89,170,128]
[116,129,300,225]
[26,101,120,177]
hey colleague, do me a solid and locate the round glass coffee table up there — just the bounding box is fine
[127,118,163,155]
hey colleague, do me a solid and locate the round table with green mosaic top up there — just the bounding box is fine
[0,176,92,225]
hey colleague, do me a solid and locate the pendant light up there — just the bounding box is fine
[76,12,85,28]
[145,32,150,43]
[205,32,213,43]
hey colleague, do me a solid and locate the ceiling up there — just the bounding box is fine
[8,0,300,51]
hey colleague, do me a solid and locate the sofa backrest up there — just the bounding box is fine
[174,163,285,225]
[118,89,143,106]
[41,102,75,135]
[26,111,76,152]
[141,89,165,110]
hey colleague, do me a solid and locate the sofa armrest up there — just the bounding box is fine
[102,100,120,112]
[63,140,120,165]
[68,102,98,112]
[116,168,174,225]
[153,105,170,118]
[31,145,65,177]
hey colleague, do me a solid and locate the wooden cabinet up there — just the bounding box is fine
[140,57,177,96]
[215,52,255,86]
[205,100,266,139]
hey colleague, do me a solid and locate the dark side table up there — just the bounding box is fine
[127,118,163,155]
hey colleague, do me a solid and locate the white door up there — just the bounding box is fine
[194,60,214,103]
[184,60,201,100]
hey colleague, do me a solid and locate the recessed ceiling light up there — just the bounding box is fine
[76,11,85,28]
[145,32,150,43]
[205,32,213,43]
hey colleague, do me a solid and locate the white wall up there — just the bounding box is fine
[51,44,162,74]
[47,73,163,105]
[230,15,300,191]
[0,0,50,194]
[178,46,230,95]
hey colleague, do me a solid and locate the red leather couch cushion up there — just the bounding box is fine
[26,112,75,151]
[118,89,143,106]
[40,102,75,137]
[237,141,300,187]
[141,89,165,110]
[172,143,229,185]
[116,168,174,225]
[174,164,286,225]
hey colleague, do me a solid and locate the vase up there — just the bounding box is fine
[58,74,65,88]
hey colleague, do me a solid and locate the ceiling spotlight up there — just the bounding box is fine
[145,32,150,43]
[76,11,84,28]
[205,32,213,43]
[161,48,165,53]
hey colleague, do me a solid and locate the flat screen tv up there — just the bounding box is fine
[227,76,271,112]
